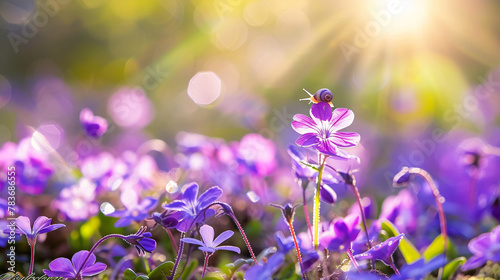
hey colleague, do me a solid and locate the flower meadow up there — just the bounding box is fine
[2,1,500,280]
[1,87,500,280]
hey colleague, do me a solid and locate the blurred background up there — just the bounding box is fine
[1,0,500,196]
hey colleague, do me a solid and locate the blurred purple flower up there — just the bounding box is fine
[3,215,65,246]
[106,189,157,227]
[354,234,404,268]
[287,145,339,204]
[80,108,108,138]
[107,87,154,128]
[291,103,360,157]
[462,225,500,271]
[392,256,445,280]
[181,224,240,254]
[349,197,376,220]
[319,214,361,251]
[43,250,106,278]
[55,178,98,221]
[1,138,54,195]
[275,231,296,254]
[236,133,277,177]
[163,183,222,232]
[123,226,157,256]
[378,189,417,234]
[244,253,285,280]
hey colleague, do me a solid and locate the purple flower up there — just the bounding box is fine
[354,234,404,270]
[275,231,296,254]
[291,103,360,157]
[462,225,500,271]
[392,256,445,280]
[377,189,417,234]
[106,189,157,227]
[43,250,107,278]
[181,224,240,254]
[319,214,361,251]
[80,108,108,138]
[123,226,157,256]
[3,216,65,246]
[150,210,181,229]
[163,183,222,232]
[244,253,285,280]
[236,133,277,177]
[55,178,99,221]
[4,138,54,195]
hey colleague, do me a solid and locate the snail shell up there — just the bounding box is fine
[312,88,333,103]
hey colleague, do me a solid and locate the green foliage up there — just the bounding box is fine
[280,263,301,280]
[380,219,421,264]
[442,257,466,280]
[148,261,175,280]
[423,234,458,261]
[181,260,199,280]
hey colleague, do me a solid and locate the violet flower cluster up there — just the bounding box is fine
[2,86,500,280]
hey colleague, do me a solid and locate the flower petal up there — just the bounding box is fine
[462,255,487,271]
[182,183,199,204]
[291,114,318,134]
[329,132,360,147]
[197,186,223,210]
[162,200,188,211]
[15,216,32,236]
[181,237,206,247]
[330,108,355,131]
[32,216,51,235]
[316,139,338,156]
[310,103,333,123]
[47,257,76,277]
[199,246,216,253]
[138,238,157,253]
[37,223,65,235]
[199,225,215,247]
[82,262,107,276]
[72,250,95,272]
[216,245,241,254]
[296,133,319,147]
[120,189,139,209]
[213,230,234,247]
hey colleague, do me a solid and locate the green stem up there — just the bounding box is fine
[313,155,327,251]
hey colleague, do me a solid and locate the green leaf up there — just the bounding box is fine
[280,263,301,280]
[380,220,421,263]
[442,257,466,280]
[181,260,198,280]
[136,276,150,280]
[147,261,174,280]
[201,272,225,280]
[423,235,458,261]
[124,269,138,280]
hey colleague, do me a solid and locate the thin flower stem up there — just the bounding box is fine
[408,168,448,259]
[288,221,308,280]
[228,212,257,264]
[169,232,186,280]
[76,234,126,278]
[165,228,179,254]
[313,154,327,251]
[201,252,211,277]
[345,249,360,272]
[301,183,313,241]
[389,261,401,276]
[349,183,375,269]
[28,243,35,275]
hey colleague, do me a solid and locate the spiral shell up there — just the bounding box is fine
[312,88,333,103]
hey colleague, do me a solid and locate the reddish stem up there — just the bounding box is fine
[288,221,308,280]
[229,212,257,264]
[201,252,211,277]
[28,243,35,275]
[349,183,375,269]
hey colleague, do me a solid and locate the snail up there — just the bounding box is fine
[300,88,334,107]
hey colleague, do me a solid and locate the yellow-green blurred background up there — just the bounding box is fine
[1,0,500,144]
